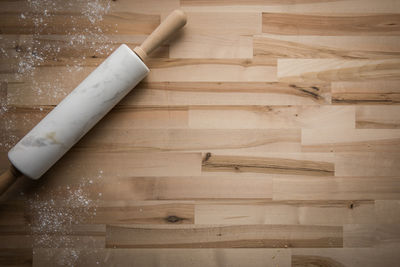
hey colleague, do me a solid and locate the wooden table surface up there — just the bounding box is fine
[1,0,400,266]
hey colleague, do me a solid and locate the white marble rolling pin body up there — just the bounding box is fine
[8,44,149,179]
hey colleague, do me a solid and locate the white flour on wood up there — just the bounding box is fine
[1,1,112,266]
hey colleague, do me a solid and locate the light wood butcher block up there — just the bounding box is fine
[0,0,400,266]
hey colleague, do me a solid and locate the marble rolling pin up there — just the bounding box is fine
[0,9,187,195]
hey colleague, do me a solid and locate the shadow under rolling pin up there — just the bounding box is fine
[0,9,187,195]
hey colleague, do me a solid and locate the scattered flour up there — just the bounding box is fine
[0,0,113,265]
[1,0,114,152]
[29,170,104,266]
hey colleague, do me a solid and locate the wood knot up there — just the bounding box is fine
[348,202,355,209]
[92,55,98,58]
[203,152,212,163]
[165,215,184,223]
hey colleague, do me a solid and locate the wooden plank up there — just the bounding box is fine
[335,153,400,176]
[145,58,277,82]
[273,176,400,200]
[195,200,376,226]
[262,13,400,36]
[0,225,32,249]
[0,0,114,13]
[189,106,355,129]
[344,224,400,247]
[128,81,331,105]
[332,81,400,105]
[183,12,261,35]
[0,200,27,226]
[375,200,400,224]
[98,176,272,201]
[30,224,105,249]
[0,12,160,35]
[0,249,32,267]
[32,175,273,201]
[278,59,400,82]
[105,224,343,248]
[26,195,194,225]
[181,0,333,6]
[33,248,291,267]
[42,152,202,182]
[292,247,400,267]
[202,154,334,176]
[32,235,105,249]
[356,106,400,128]
[78,129,301,153]
[181,0,400,14]
[168,10,260,59]
[170,34,253,59]
[88,202,194,225]
[8,81,331,107]
[254,35,400,59]
[110,0,180,14]
[94,107,189,130]
[0,0,180,15]
[301,129,400,152]
[199,152,336,165]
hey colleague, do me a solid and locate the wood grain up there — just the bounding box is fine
[170,34,253,59]
[254,35,400,59]
[7,81,331,106]
[1,0,399,265]
[0,249,31,267]
[273,176,400,200]
[106,224,342,248]
[301,129,400,152]
[356,106,400,128]
[335,153,400,176]
[292,247,400,267]
[332,81,400,104]
[84,202,194,225]
[181,0,400,14]
[78,128,302,153]
[262,13,400,36]
[0,12,160,35]
[31,176,273,201]
[202,154,334,176]
[33,248,291,267]
[344,224,400,247]
[195,200,376,226]
[375,200,400,224]
[145,59,277,82]
[278,59,400,82]
[43,151,202,180]
[189,106,355,129]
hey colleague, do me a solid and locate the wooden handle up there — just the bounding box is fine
[134,9,187,61]
[0,164,21,196]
